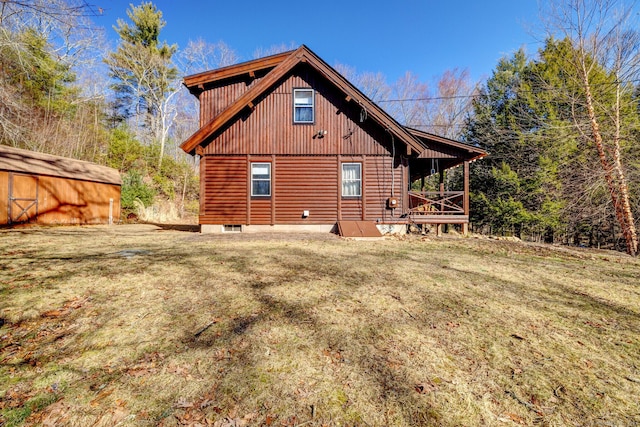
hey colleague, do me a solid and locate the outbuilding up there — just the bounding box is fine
[0,145,121,226]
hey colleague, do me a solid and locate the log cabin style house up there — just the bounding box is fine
[181,45,486,234]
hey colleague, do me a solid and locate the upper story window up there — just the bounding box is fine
[293,88,314,123]
[251,162,271,197]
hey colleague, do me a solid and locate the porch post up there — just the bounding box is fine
[438,169,445,234]
[463,160,470,235]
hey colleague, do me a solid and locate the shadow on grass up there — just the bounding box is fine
[144,222,200,232]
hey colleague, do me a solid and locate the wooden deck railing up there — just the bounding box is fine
[407,191,467,224]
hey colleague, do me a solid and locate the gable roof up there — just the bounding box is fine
[180,45,427,155]
[0,145,122,185]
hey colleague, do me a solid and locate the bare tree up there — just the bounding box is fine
[421,69,477,139]
[252,42,297,59]
[542,0,639,255]
[334,63,391,103]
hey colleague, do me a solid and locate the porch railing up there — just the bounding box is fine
[407,191,466,218]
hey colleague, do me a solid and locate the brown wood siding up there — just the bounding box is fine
[199,154,408,225]
[0,171,7,224]
[1,171,120,226]
[274,156,338,223]
[340,198,362,221]
[364,157,406,222]
[200,79,260,127]
[200,156,247,224]
[250,198,271,225]
[203,65,393,157]
[37,177,120,224]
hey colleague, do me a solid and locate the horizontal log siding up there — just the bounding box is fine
[203,65,393,157]
[250,198,271,225]
[340,199,362,221]
[275,157,337,223]
[200,155,406,225]
[200,156,247,224]
[365,157,407,222]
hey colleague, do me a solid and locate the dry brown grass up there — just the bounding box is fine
[1,225,639,426]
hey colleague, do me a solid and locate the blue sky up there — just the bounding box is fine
[95,0,541,83]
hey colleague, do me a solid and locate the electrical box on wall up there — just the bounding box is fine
[387,197,398,209]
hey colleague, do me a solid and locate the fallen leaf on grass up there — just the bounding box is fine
[415,382,438,394]
[498,412,526,424]
[90,388,114,407]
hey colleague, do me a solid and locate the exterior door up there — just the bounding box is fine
[9,173,38,224]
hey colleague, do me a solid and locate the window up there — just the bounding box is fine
[342,163,362,197]
[251,163,271,197]
[293,88,314,123]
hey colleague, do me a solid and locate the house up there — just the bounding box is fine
[180,45,485,234]
[0,145,121,226]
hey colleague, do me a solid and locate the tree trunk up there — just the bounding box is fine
[582,76,638,256]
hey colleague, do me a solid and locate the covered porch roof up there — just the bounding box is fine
[408,128,487,181]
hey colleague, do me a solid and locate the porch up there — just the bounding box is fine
[406,190,468,225]
[404,128,485,234]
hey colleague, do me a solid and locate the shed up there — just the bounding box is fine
[0,145,121,226]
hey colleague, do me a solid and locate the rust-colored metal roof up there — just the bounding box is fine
[337,221,383,238]
[408,128,487,162]
[180,45,428,156]
[0,145,122,185]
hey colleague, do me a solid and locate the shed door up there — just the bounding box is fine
[9,173,38,224]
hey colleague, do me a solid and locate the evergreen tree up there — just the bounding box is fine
[104,2,179,168]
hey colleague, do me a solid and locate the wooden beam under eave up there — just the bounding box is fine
[195,145,204,156]
[249,70,255,78]
[345,95,352,102]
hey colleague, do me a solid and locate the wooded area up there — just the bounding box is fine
[0,0,637,254]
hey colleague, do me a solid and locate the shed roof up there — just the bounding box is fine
[0,145,122,185]
[408,128,487,162]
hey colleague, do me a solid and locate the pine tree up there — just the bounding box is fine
[104,2,178,168]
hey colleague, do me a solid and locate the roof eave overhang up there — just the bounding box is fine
[182,50,294,95]
[408,128,487,162]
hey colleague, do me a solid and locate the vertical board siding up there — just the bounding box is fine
[0,171,8,224]
[204,65,392,157]
[200,78,262,126]
[275,157,338,223]
[201,156,247,224]
[0,171,120,226]
[37,177,121,224]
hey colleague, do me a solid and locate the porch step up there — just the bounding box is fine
[409,215,469,224]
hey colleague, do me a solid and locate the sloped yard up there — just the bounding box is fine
[1,225,639,426]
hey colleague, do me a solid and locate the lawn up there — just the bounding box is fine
[1,225,639,426]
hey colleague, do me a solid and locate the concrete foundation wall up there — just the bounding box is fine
[200,224,336,234]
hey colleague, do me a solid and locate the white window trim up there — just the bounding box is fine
[293,88,314,123]
[251,162,271,197]
[342,162,362,198]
